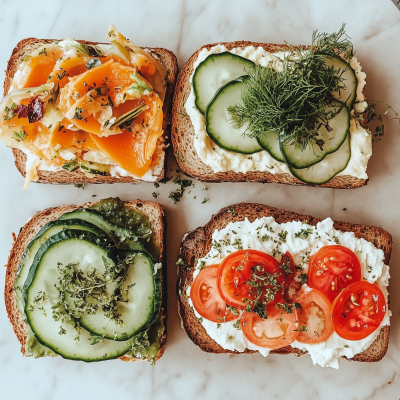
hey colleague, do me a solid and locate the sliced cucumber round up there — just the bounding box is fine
[24,230,133,362]
[289,133,351,185]
[257,131,284,162]
[205,77,262,154]
[79,252,159,341]
[280,100,350,169]
[193,52,255,114]
[14,219,103,315]
[325,55,357,108]
[59,209,146,252]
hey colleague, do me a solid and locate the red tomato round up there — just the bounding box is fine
[308,245,362,303]
[191,265,239,323]
[296,289,334,344]
[332,281,386,341]
[217,250,282,309]
[241,303,299,349]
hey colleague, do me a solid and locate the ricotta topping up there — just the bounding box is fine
[186,217,390,369]
[186,44,371,179]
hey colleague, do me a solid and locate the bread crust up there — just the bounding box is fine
[4,200,167,362]
[177,202,391,363]
[171,41,368,189]
[4,38,178,185]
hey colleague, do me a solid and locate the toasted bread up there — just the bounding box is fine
[5,200,167,362]
[4,38,178,184]
[177,202,391,362]
[171,41,368,189]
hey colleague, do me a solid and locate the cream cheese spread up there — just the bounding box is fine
[186,217,390,369]
[186,44,370,179]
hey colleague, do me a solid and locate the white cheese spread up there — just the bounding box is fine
[186,44,371,179]
[186,217,390,369]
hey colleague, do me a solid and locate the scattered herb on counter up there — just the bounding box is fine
[201,198,209,204]
[152,192,159,198]
[92,195,97,197]
[343,208,347,211]
[74,184,85,189]
[154,182,160,188]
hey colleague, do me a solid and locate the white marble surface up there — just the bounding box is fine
[0,0,400,398]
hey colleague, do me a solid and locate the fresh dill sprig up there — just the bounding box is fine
[228,25,354,150]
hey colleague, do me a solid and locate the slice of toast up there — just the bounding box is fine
[171,41,368,189]
[4,38,178,184]
[177,202,391,362]
[5,200,167,362]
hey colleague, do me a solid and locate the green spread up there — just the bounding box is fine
[90,197,160,260]
[20,197,164,362]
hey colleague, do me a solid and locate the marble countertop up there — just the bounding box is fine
[1,0,400,399]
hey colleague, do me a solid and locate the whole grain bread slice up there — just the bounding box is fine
[171,41,368,189]
[177,202,391,363]
[4,199,167,362]
[4,38,178,184]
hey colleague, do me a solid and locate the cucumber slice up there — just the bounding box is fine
[289,133,351,185]
[59,209,146,252]
[325,55,357,108]
[280,100,350,169]
[257,131,284,162]
[205,77,262,154]
[193,52,255,114]
[79,252,159,341]
[24,230,133,362]
[80,160,111,176]
[14,219,103,315]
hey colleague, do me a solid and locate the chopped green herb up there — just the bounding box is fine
[228,25,355,151]
[295,228,314,239]
[152,192,159,198]
[74,184,84,189]
[154,182,160,188]
[201,198,209,204]
[12,129,26,142]
[175,152,186,163]
[73,107,84,120]
[86,58,101,70]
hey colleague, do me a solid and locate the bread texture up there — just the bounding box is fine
[177,202,391,363]
[171,41,368,189]
[4,38,178,184]
[5,200,167,362]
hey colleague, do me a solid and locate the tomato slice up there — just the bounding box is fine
[308,245,362,303]
[296,289,334,344]
[332,281,386,341]
[241,303,299,349]
[190,265,239,323]
[217,250,282,309]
